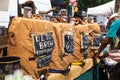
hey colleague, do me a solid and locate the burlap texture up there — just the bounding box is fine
[47,73,67,80]
[77,24,89,51]
[8,18,39,80]
[8,17,64,79]
[48,23,72,70]
[87,23,101,58]
[59,23,84,64]
[74,23,101,74]
[74,24,93,73]
[74,23,100,58]
[8,17,101,80]
[72,25,85,62]
[82,23,101,72]
[47,66,83,80]
[68,65,83,80]
[48,23,84,80]
[82,58,93,74]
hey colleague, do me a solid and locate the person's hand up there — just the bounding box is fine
[92,50,103,59]
[98,52,104,58]
[109,53,120,62]
[92,49,99,58]
[52,7,57,11]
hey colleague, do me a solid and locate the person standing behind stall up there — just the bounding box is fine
[74,12,84,25]
[95,13,120,58]
[39,7,57,20]
[87,17,94,24]
[18,0,57,19]
[82,17,88,24]
[59,9,68,23]
[18,0,36,17]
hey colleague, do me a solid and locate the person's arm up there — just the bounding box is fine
[39,7,57,14]
[97,37,111,54]
[95,20,120,57]
[98,49,109,59]
[109,52,120,62]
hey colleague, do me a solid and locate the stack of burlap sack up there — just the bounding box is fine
[8,17,101,80]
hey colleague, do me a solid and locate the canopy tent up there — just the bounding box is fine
[87,0,115,15]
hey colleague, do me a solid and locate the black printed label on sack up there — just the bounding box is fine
[63,33,74,54]
[37,54,52,68]
[81,34,89,50]
[93,34,101,47]
[32,32,55,56]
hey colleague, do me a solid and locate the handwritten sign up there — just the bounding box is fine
[63,32,74,54]
[37,54,52,68]
[93,34,101,47]
[32,32,55,56]
[81,33,89,50]
[31,32,55,67]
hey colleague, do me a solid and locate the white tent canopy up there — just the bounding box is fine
[87,0,115,15]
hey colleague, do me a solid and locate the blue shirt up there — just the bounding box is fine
[106,19,120,39]
[102,19,120,54]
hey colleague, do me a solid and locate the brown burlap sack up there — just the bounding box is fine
[48,66,83,80]
[59,23,84,63]
[75,24,93,73]
[31,20,68,71]
[87,23,101,58]
[68,65,83,80]
[77,24,89,50]
[72,25,86,62]
[48,23,85,80]
[8,18,101,80]
[47,23,73,80]
[81,58,93,74]
[47,23,72,70]
[59,23,85,80]
[48,23,100,79]
[47,73,67,80]
[8,18,39,80]
[80,23,101,73]
[8,17,63,80]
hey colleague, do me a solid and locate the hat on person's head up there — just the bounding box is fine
[83,17,88,20]
[109,13,119,20]
[88,16,93,20]
[74,11,85,20]
[24,1,34,8]
[59,9,68,16]
[60,9,67,12]
[74,12,83,19]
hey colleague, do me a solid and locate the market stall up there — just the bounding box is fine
[1,17,102,80]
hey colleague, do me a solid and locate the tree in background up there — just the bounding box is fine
[64,0,113,11]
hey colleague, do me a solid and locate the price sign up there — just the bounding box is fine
[31,32,55,56]
[63,32,74,54]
